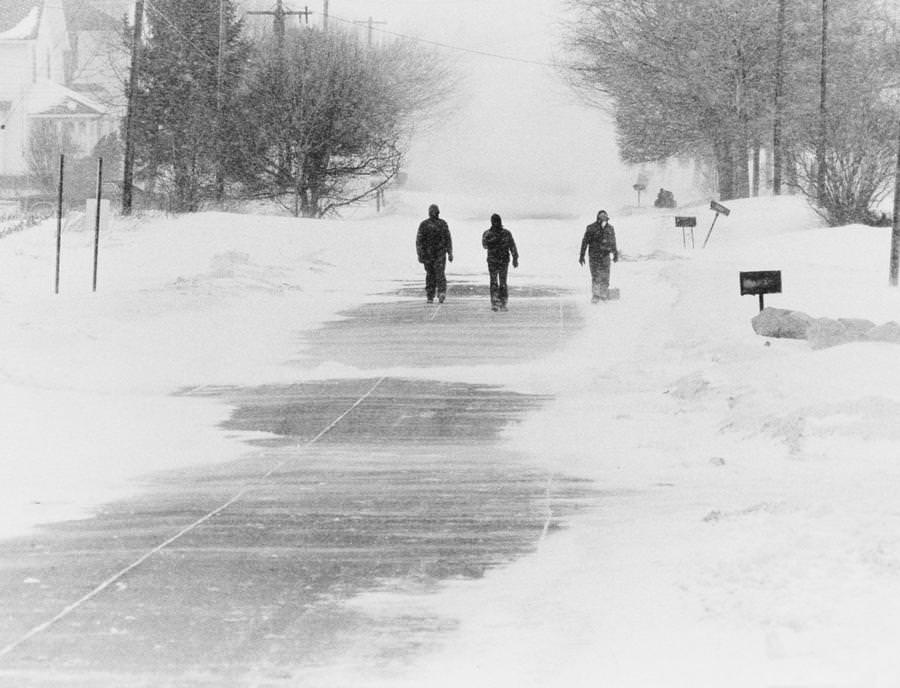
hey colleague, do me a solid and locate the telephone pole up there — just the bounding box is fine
[121,0,144,216]
[816,0,828,200]
[772,0,786,195]
[215,0,227,202]
[890,117,900,286]
[247,0,312,48]
[353,16,386,46]
[322,0,328,31]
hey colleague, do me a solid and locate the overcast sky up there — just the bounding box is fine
[244,0,625,204]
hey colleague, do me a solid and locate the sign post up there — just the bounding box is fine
[633,182,646,207]
[675,216,696,248]
[703,200,731,248]
[740,270,782,311]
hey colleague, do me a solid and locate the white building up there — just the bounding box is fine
[0,0,124,182]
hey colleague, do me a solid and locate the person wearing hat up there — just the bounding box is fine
[579,209,618,303]
[481,213,519,311]
[416,203,453,303]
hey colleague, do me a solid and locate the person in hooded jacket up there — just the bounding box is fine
[579,209,618,303]
[482,213,519,311]
[416,204,453,303]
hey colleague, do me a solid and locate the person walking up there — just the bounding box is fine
[482,213,518,311]
[416,204,453,303]
[579,209,618,303]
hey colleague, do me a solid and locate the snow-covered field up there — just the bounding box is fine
[2,190,900,686]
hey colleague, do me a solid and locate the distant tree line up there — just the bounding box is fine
[121,0,451,217]
[563,0,900,225]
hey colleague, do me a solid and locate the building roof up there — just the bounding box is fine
[0,1,41,39]
[0,0,120,37]
[64,0,120,32]
[27,79,107,116]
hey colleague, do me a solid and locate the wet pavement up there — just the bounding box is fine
[0,287,594,687]
[298,281,580,368]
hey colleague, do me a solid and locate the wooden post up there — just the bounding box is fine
[93,158,103,292]
[215,0,226,202]
[815,0,828,200]
[122,0,144,216]
[890,117,900,286]
[772,0,786,195]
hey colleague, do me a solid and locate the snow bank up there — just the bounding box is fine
[3,192,900,685]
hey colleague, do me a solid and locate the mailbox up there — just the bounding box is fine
[740,270,782,311]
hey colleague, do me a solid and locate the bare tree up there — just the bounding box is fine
[27,121,76,194]
[563,0,899,213]
[229,28,453,217]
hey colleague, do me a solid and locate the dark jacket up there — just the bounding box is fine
[416,216,453,263]
[482,224,518,265]
[580,221,618,263]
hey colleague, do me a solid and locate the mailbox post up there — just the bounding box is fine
[740,270,782,311]
[675,216,696,248]
[703,200,731,248]
[633,181,646,207]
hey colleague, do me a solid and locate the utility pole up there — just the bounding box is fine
[122,0,144,216]
[816,0,828,200]
[322,0,328,31]
[247,0,312,48]
[216,0,226,202]
[772,0,786,195]
[890,117,900,286]
[353,16,386,47]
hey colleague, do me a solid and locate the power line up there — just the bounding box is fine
[327,13,558,67]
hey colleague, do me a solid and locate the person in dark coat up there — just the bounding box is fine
[481,213,518,311]
[416,204,453,303]
[579,209,618,303]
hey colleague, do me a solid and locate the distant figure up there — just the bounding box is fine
[579,210,618,303]
[654,188,676,208]
[416,204,453,303]
[482,213,518,312]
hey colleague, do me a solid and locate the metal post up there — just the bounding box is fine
[702,213,720,248]
[55,154,64,295]
[93,158,103,292]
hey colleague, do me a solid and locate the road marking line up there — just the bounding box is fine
[0,376,388,660]
[541,475,554,541]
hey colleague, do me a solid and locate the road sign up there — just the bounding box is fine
[740,270,782,311]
